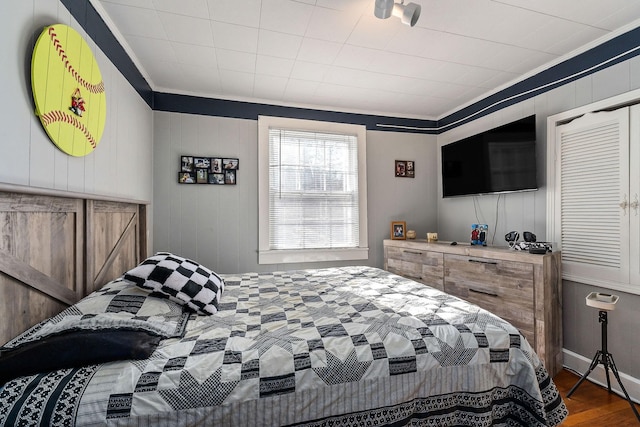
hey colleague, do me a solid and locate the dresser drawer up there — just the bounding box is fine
[386,246,444,291]
[443,254,534,342]
[383,239,562,376]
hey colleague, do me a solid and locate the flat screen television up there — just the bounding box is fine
[441,115,537,198]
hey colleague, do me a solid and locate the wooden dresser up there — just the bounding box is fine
[383,239,562,376]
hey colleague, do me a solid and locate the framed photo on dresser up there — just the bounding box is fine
[391,221,406,240]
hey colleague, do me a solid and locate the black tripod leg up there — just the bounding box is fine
[607,354,640,422]
[567,350,603,398]
[603,353,612,392]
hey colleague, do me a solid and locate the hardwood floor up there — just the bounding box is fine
[554,369,640,425]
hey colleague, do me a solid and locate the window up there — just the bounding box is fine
[258,116,368,264]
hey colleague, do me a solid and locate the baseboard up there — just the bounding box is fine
[563,349,640,404]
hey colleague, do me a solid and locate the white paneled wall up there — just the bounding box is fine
[437,101,542,244]
[0,1,153,203]
[153,113,257,274]
[153,112,438,274]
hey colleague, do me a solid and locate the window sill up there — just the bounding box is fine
[258,247,369,264]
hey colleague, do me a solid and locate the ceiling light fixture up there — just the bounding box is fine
[374,0,421,27]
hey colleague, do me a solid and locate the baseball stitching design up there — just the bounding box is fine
[48,26,105,94]
[41,111,98,149]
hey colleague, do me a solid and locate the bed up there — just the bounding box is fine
[0,250,568,426]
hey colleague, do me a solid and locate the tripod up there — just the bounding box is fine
[567,310,640,422]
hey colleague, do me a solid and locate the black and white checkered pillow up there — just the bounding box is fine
[123,252,224,315]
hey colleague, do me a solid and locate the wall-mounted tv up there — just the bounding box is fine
[441,115,537,198]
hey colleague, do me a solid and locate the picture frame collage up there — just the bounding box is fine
[179,156,239,185]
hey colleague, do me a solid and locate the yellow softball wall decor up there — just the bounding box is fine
[31,24,106,157]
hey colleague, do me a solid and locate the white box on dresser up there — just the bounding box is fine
[383,239,562,376]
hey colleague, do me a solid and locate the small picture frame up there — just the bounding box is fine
[395,160,414,178]
[208,173,224,184]
[178,172,196,184]
[181,156,194,172]
[210,158,223,173]
[223,158,239,170]
[194,157,210,169]
[406,161,415,178]
[225,170,236,185]
[471,223,488,246]
[196,168,208,183]
[391,221,406,240]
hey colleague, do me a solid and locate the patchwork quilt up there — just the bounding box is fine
[0,266,567,426]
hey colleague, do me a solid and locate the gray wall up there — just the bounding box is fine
[0,1,154,203]
[152,112,438,273]
[437,56,640,394]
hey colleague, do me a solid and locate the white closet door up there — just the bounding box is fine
[629,105,640,287]
[555,108,630,288]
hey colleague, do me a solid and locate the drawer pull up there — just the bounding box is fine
[404,250,423,255]
[468,259,498,265]
[469,288,498,298]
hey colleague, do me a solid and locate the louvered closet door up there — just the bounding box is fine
[628,105,640,287]
[555,108,630,287]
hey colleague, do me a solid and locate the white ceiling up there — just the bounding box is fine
[93,0,640,119]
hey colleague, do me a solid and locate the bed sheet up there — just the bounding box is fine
[0,266,567,426]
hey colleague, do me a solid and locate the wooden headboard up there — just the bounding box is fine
[0,185,148,345]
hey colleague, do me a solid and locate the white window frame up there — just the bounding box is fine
[258,115,369,264]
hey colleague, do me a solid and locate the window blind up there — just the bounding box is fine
[268,128,359,250]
